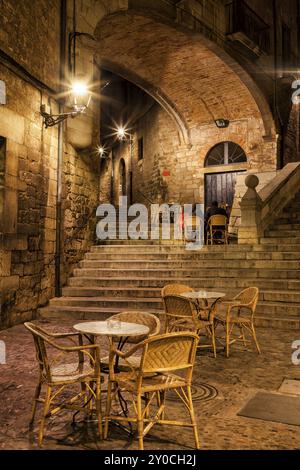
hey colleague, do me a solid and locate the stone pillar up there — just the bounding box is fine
[238,175,263,245]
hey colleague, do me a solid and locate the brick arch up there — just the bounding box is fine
[94,11,276,146]
[99,58,191,145]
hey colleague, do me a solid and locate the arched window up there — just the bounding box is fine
[205,142,247,167]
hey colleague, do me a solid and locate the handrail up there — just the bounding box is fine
[259,162,300,231]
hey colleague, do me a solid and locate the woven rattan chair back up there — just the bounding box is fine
[108,311,161,343]
[161,284,194,297]
[163,294,194,318]
[208,214,227,227]
[25,323,56,383]
[140,333,198,375]
[234,287,259,313]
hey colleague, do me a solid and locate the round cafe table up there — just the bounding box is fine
[181,290,226,320]
[73,320,150,369]
[73,320,150,341]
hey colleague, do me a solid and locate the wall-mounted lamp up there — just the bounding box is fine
[40,80,91,128]
[215,119,230,129]
[98,145,110,159]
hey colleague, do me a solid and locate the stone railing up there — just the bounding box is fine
[238,162,300,244]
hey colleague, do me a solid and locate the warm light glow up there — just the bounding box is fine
[71,81,88,96]
[117,127,127,140]
[98,146,105,157]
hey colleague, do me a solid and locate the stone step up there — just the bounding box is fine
[256,301,300,317]
[97,239,188,245]
[79,259,300,270]
[68,276,300,290]
[254,316,300,330]
[276,214,300,221]
[62,286,300,303]
[47,295,300,318]
[38,305,162,321]
[73,267,300,279]
[85,251,300,261]
[50,296,162,309]
[261,237,300,244]
[62,286,162,298]
[269,223,300,231]
[91,243,300,253]
[265,230,300,238]
[38,302,300,329]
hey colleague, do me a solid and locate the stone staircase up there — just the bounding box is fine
[39,194,300,330]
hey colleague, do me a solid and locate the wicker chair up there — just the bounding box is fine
[25,322,102,446]
[161,283,194,297]
[162,284,195,330]
[104,332,200,450]
[101,311,161,370]
[163,294,218,357]
[215,287,261,357]
[207,214,228,245]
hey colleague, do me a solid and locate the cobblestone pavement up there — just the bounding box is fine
[0,320,300,450]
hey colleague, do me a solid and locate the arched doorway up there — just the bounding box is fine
[204,142,247,211]
[119,159,127,197]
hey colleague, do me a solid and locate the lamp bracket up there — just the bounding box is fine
[40,104,86,129]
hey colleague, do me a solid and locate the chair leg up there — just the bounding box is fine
[186,385,200,450]
[38,385,51,447]
[226,320,231,358]
[95,378,103,439]
[144,393,150,419]
[251,323,261,354]
[210,324,217,358]
[104,380,113,439]
[136,394,144,451]
[239,325,247,348]
[30,380,42,427]
[160,391,166,420]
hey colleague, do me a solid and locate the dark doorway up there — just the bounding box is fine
[119,159,127,196]
[205,171,245,211]
[204,141,247,211]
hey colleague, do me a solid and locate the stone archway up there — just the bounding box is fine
[94,11,276,144]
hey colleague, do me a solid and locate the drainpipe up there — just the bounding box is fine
[272,0,285,169]
[55,0,67,297]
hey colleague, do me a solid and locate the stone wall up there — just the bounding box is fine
[0,0,61,90]
[0,64,59,327]
[0,0,101,328]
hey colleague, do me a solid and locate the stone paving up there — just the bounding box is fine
[0,320,300,450]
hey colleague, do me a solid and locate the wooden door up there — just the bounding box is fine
[205,171,245,211]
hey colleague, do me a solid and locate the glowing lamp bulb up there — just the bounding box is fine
[117,127,126,140]
[71,81,88,96]
[98,146,105,157]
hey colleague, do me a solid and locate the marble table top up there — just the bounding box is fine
[73,320,150,337]
[181,290,226,300]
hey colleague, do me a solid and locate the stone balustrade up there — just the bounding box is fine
[238,162,300,244]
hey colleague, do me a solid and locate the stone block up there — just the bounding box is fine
[0,108,25,145]
[3,188,18,234]
[0,251,11,276]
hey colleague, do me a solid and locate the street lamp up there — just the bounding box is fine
[40,80,92,128]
